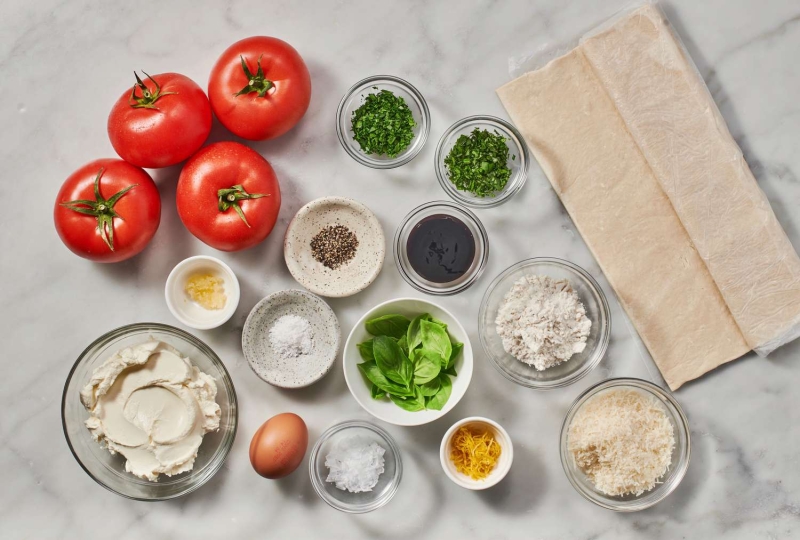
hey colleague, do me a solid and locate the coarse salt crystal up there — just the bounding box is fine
[324,436,386,493]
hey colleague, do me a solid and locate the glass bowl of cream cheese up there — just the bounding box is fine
[62,323,237,500]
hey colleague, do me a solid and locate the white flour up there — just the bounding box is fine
[496,275,592,370]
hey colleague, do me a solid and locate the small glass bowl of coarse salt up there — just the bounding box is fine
[309,420,402,513]
[478,258,611,389]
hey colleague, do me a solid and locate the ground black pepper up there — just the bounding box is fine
[310,225,359,269]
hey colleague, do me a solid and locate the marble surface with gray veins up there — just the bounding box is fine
[1,0,799,538]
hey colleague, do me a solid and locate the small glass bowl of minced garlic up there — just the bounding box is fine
[165,256,240,330]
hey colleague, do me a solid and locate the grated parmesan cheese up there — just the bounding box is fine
[568,388,675,497]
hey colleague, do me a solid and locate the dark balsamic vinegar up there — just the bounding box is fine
[406,214,476,284]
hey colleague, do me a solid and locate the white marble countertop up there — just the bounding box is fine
[2,0,799,538]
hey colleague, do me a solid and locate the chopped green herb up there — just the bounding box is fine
[351,89,416,158]
[444,128,514,197]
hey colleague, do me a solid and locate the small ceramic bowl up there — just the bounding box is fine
[440,417,513,490]
[336,75,430,169]
[435,115,529,208]
[242,290,340,389]
[309,420,402,513]
[284,197,385,298]
[342,297,473,426]
[165,256,240,330]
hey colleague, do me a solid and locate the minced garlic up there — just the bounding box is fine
[184,273,226,310]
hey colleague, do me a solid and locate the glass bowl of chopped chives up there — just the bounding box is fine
[435,115,529,208]
[309,420,403,513]
[560,378,691,512]
[336,75,430,169]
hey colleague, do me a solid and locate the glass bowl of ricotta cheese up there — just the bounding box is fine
[62,323,238,500]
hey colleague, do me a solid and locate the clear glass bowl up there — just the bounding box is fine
[435,115,529,208]
[61,323,238,500]
[394,200,489,296]
[478,258,610,388]
[336,75,430,169]
[309,420,402,513]
[560,378,691,511]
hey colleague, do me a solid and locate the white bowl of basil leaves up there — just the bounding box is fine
[343,298,473,426]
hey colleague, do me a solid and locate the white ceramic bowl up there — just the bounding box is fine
[242,290,341,388]
[165,256,240,330]
[284,197,385,298]
[440,417,513,490]
[343,297,473,426]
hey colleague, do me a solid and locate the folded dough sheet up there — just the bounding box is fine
[497,4,800,389]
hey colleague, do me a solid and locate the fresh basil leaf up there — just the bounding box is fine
[373,335,413,386]
[370,384,385,400]
[397,334,409,356]
[358,361,414,397]
[413,349,442,384]
[427,315,448,330]
[418,377,441,397]
[443,364,458,377]
[426,373,452,411]
[357,339,375,361]
[390,386,425,412]
[365,314,411,339]
[406,314,426,352]
[447,341,463,369]
[419,319,452,364]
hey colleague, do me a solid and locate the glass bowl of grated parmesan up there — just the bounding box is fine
[560,378,691,511]
[478,258,610,389]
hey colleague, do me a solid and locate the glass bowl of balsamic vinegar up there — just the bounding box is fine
[394,201,489,295]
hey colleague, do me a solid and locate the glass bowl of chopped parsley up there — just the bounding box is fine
[337,75,430,169]
[435,115,529,207]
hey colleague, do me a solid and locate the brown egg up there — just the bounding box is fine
[249,412,308,479]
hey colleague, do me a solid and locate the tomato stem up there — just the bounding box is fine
[234,55,274,98]
[59,168,138,251]
[217,184,269,228]
[129,71,177,109]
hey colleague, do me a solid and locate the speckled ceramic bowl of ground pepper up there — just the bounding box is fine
[242,289,341,388]
[284,197,386,297]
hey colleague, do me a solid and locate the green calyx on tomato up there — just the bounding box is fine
[217,184,268,227]
[129,71,177,109]
[59,168,138,251]
[234,55,273,97]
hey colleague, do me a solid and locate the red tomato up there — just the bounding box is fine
[54,159,161,263]
[176,142,281,251]
[108,72,212,168]
[208,37,311,141]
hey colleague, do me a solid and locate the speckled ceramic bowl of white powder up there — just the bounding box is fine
[478,258,610,389]
[242,290,341,388]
